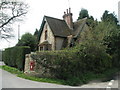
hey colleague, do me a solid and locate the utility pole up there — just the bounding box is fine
[118,1,120,24]
[18,24,20,41]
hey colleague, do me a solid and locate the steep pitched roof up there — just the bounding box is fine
[73,18,87,38]
[39,16,88,39]
[44,16,72,37]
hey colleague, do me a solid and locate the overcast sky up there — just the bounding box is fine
[0,0,120,50]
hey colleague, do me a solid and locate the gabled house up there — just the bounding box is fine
[38,8,89,51]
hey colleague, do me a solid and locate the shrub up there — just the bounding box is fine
[31,41,112,81]
[75,41,112,73]
[3,46,30,71]
[104,29,120,68]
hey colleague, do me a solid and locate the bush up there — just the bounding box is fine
[0,50,2,61]
[31,41,112,82]
[104,29,120,68]
[3,46,30,71]
[66,77,83,86]
[75,42,112,73]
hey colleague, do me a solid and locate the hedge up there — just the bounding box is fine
[2,46,30,71]
[31,42,112,85]
[0,50,2,61]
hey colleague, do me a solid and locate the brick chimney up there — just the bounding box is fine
[63,8,73,30]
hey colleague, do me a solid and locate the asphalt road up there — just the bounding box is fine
[0,61,119,89]
[2,69,73,88]
[0,69,2,89]
[0,61,4,89]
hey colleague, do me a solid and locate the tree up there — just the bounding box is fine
[34,29,39,51]
[16,33,37,52]
[73,21,112,73]
[104,28,120,68]
[78,8,89,20]
[34,29,39,41]
[101,10,118,25]
[86,16,98,29]
[0,0,28,39]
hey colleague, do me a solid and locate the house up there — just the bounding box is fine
[38,8,89,51]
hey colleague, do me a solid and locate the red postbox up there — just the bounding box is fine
[30,61,35,71]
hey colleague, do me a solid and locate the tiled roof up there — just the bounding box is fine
[45,16,72,37]
[73,18,87,38]
[40,16,88,38]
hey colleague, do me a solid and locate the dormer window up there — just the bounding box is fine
[45,30,47,40]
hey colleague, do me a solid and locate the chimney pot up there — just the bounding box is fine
[64,11,66,15]
[63,8,73,30]
[69,8,71,13]
[67,9,68,14]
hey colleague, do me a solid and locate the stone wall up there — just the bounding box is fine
[24,53,52,77]
[24,54,37,76]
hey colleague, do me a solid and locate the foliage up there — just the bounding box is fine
[101,10,118,25]
[34,29,39,38]
[2,46,30,71]
[76,41,112,72]
[33,29,39,51]
[16,33,37,52]
[86,17,98,29]
[104,28,120,68]
[0,0,29,39]
[85,12,119,69]
[78,8,89,20]
[31,42,112,85]
[98,10,120,68]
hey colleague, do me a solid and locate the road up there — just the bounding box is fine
[0,61,4,89]
[0,61,72,88]
[2,70,73,88]
[0,61,119,89]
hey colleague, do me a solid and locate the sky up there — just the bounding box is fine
[0,0,120,50]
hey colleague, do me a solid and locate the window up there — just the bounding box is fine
[40,47,43,50]
[45,30,47,40]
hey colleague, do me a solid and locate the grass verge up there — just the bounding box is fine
[0,66,2,69]
[1,65,66,85]
[1,65,119,86]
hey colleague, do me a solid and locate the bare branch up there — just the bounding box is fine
[0,12,27,28]
[0,0,29,39]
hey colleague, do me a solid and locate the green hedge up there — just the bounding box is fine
[3,46,30,71]
[31,42,112,85]
[0,50,2,61]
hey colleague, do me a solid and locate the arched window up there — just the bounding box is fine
[45,30,47,40]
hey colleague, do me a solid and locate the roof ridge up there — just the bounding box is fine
[44,15,64,22]
[44,15,71,37]
[74,17,87,23]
